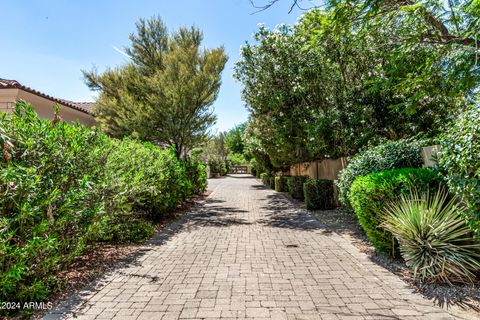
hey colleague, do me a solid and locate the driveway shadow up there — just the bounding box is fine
[257,193,325,230]
[183,198,251,228]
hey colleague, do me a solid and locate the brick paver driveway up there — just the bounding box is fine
[46,175,471,320]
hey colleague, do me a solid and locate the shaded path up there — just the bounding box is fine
[46,175,472,319]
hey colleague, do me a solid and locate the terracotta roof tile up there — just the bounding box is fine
[0,78,95,115]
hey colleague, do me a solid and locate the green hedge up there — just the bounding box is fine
[275,176,289,192]
[260,172,270,186]
[438,105,480,234]
[0,102,207,308]
[287,176,309,200]
[304,179,335,210]
[337,139,426,207]
[269,176,276,189]
[348,168,443,257]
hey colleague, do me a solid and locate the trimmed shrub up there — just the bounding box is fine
[287,176,309,200]
[381,189,480,284]
[269,176,276,189]
[337,139,426,207]
[348,168,443,256]
[304,179,335,210]
[438,105,480,234]
[260,172,270,185]
[0,102,207,308]
[285,176,294,192]
[275,176,289,192]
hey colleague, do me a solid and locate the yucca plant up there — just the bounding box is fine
[381,189,480,284]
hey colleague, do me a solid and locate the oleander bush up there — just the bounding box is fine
[304,179,335,210]
[0,102,207,307]
[207,157,226,176]
[337,139,426,208]
[287,176,309,200]
[438,105,480,234]
[274,176,289,192]
[382,189,480,284]
[349,168,443,256]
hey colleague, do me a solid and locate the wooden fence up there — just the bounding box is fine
[286,145,440,204]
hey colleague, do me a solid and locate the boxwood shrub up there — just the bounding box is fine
[274,176,289,192]
[438,105,480,234]
[337,139,426,208]
[269,176,276,189]
[287,176,309,200]
[348,168,444,257]
[304,179,335,210]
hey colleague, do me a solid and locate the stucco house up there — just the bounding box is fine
[0,78,96,127]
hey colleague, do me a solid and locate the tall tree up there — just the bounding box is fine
[236,3,478,170]
[84,16,228,158]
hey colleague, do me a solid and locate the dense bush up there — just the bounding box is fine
[260,173,271,186]
[382,189,480,284]
[287,176,309,200]
[304,179,335,210]
[349,168,443,256]
[207,157,226,176]
[274,176,289,192]
[337,139,426,207]
[0,102,206,307]
[269,176,276,189]
[438,105,480,234]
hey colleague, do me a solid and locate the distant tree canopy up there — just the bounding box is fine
[84,16,228,158]
[236,0,479,170]
[225,123,246,155]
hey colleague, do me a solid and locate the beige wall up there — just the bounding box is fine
[0,88,96,127]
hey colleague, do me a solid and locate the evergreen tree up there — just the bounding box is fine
[84,16,228,158]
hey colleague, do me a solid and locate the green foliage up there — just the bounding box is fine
[228,153,245,166]
[260,173,271,186]
[225,123,246,155]
[349,168,443,256]
[304,179,335,210]
[438,105,480,234]
[381,189,480,284]
[269,176,276,190]
[0,102,207,307]
[337,139,426,208]
[0,102,106,304]
[274,176,289,192]
[207,157,226,176]
[84,15,228,158]
[200,132,228,176]
[235,1,478,170]
[287,176,309,200]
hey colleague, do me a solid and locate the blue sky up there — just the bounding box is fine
[0,0,305,132]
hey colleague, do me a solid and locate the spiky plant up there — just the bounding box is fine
[381,189,480,284]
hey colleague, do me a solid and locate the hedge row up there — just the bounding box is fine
[259,174,335,210]
[0,102,207,306]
